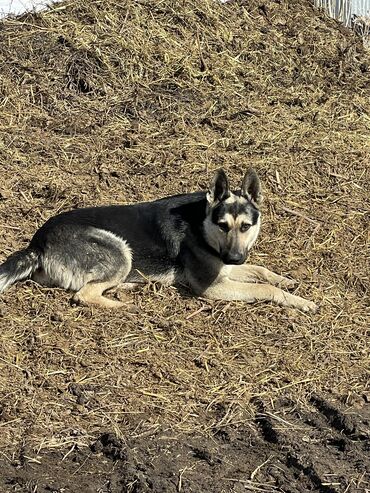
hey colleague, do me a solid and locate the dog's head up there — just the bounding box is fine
[203,168,262,265]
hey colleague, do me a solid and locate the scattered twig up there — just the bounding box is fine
[281,206,319,224]
[250,456,273,480]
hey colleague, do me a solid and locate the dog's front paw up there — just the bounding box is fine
[279,277,298,290]
[301,300,318,313]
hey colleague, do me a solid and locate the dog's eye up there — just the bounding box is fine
[240,223,251,233]
[218,222,229,233]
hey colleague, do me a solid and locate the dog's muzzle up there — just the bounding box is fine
[222,252,246,265]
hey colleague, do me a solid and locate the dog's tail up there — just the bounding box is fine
[0,248,40,293]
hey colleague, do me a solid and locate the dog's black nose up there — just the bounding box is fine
[223,252,244,265]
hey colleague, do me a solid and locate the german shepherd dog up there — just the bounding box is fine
[0,169,317,312]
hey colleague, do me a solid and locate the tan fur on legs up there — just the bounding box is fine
[228,265,297,289]
[118,282,143,291]
[73,280,124,308]
[201,279,317,312]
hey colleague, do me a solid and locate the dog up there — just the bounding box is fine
[0,168,317,312]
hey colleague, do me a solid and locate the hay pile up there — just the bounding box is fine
[0,0,369,451]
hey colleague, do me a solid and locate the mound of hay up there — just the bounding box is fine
[0,0,368,450]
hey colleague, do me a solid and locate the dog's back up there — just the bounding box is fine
[31,191,209,281]
[0,191,210,295]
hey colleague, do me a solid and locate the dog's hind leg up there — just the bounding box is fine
[70,229,132,308]
[73,278,124,308]
[228,265,297,289]
[199,279,317,312]
[36,226,132,308]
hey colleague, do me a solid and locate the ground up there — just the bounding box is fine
[0,0,369,491]
[1,395,369,492]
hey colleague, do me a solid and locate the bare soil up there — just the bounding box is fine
[0,394,369,492]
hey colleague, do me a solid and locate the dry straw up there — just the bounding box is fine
[0,0,369,452]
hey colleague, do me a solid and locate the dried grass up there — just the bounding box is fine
[0,0,369,452]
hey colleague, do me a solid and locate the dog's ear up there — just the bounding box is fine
[207,169,230,204]
[241,168,262,205]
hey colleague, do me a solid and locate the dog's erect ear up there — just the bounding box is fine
[241,168,262,205]
[207,169,230,205]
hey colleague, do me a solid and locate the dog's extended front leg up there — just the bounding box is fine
[200,278,317,312]
[228,265,297,289]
